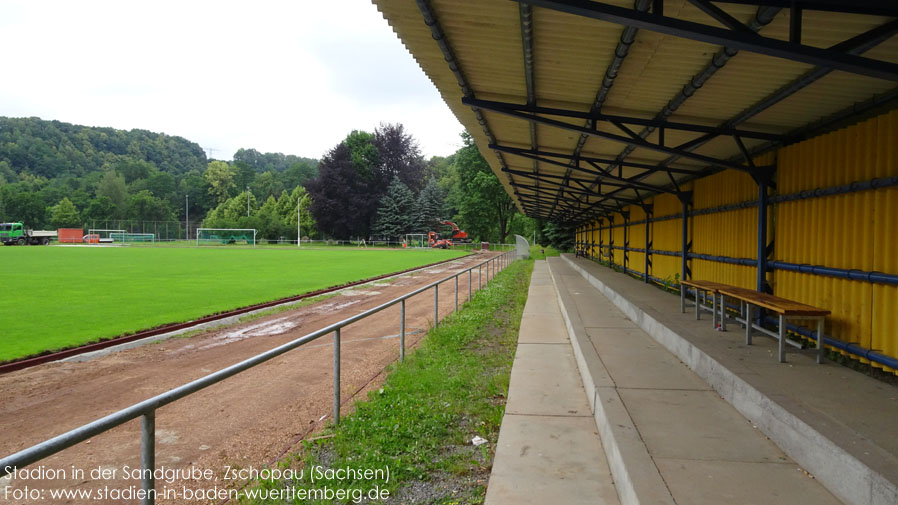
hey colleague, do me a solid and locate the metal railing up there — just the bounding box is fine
[0,249,516,504]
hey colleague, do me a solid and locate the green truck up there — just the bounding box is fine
[0,222,57,245]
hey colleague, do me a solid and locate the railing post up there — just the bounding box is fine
[141,411,155,505]
[434,283,439,327]
[333,328,341,424]
[468,269,472,301]
[479,264,482,290]
[455,275,459,312]
[400,300,406,362]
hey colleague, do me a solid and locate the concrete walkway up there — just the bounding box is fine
[485,256,892,505]
[484,261,619,505]
[546,256,843,505]
[553,254,898,505]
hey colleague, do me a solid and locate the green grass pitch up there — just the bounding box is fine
[0,246,467,362]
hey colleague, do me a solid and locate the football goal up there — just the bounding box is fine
[87,229,126,244]
[404,234,427,249]
[109,232,155,244]
[196,228,257,247]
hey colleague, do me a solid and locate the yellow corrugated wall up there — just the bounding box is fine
[777,110,898,371]
[692,170,757,288]
[629,204,646,276]
[612,213,625,265]
[571,111,896,372]
[650,191,687,284]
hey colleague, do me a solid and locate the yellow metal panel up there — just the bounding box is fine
[629,205,646,278]
[612,212,625,265]
[775,110,898,372]
[650,193,684,285]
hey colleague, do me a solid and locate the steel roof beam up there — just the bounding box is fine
[519,0,898,82]
[622,17,898,187]
[563,4,781,222]
[492,144,679,194]
[473,103,752,171]
[713,0,898,17]
[548,4,779,221]
[548,0,654,220]
[491,144,701,174]
[464,98,784,140]
[519,2,540,216]
[512,177,645,204]
[687,0,757,33]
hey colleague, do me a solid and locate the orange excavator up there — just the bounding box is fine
[428,231,453,249]
[438,220,471,243]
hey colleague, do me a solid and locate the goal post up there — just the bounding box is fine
[404,234,427,249]
[196,228,257,247]
[109,232,155,244]
[88,229,126,243]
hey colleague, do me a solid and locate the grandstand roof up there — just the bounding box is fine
[372,0,898,223]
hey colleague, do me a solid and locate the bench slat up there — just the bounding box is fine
[718,286,830,317]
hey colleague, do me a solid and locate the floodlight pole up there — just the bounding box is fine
[246,187,250,217]
[185,194,189,242]
[297,198,301,248]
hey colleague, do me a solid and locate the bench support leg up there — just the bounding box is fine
[695,290,700,320]
[680,285,685,313]
[745,303,753,345]
[778,314,786,363]
[817,318,824,364]
[711,291,717,328]
[719,294,727,332]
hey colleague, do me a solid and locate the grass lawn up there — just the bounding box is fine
[0,246,466,362]
[529,244,561,260]
[239,258,532,504]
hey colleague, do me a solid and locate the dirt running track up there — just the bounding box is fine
[0,252,503,504]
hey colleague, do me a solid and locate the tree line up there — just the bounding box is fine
[0,116,572,248]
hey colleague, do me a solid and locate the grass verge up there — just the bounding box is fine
[529,244,560,260]
[239,259,534,505]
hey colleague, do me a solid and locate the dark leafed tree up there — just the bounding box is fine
[307,143,372,238]
[415,178,447,233]
[308,124,427,239]
[372,176,416,240]
[374,123,425,193]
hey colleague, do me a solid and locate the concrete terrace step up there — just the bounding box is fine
[546,256,843,505]
[557,254,898,505]
[484,261,619,505]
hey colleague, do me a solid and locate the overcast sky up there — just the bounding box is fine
[0,0,464,160]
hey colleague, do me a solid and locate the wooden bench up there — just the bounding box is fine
[680,280,734,328]
[681,280,830,364]
[717,286,830,364]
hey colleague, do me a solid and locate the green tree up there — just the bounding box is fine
[373,177,416,239]
[96,170,128,216]
[452,132,517,243]
[49,197,80,228]
[5,191,47,227]
[127,190,176,222]
[256,195,283,240]
[279,186,316,240]
[252,171,284,200]
[415,178,447,232]
[83,196,117,223]
[203,160,236,205]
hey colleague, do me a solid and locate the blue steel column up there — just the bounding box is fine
[608,215,614,267]
[644,204,652,283]
[623,211,629,273]
[679,192,692,287]
[757,179,769,293]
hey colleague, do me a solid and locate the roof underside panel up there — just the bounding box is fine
[373,0,898,223]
